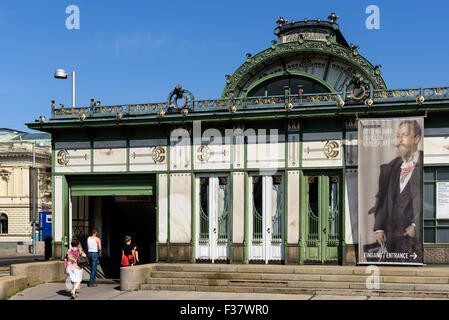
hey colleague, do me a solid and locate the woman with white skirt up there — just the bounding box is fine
[64,239,86,299]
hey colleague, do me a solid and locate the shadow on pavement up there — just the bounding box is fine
[56,290,71,297]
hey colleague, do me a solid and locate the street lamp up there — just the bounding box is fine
[54,69,76,108]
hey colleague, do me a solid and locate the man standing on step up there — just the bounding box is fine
[87,228,102,287]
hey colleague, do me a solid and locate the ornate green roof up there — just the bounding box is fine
[221,15,386,98]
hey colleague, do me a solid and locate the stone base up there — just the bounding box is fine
[158,245,167,262]
[54,243,63,260]
[232,245,243,263]
[424,247,449,264]
[287,246,299,264]
[169,245,190,262]
[344,245,357,265]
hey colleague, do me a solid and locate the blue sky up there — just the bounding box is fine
[1,0,448,132]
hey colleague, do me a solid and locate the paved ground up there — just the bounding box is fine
[8,282,448,300]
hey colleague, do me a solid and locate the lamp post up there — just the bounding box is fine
[54,69,76,108]
[32,142,36,254]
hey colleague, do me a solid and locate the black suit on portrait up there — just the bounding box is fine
[370,150,423,263]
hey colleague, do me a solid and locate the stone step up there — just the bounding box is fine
[140,283,449,299]
[153,263,449,278]
[150,270,449,284]
[145,277,449,291]
[147,277,289,287]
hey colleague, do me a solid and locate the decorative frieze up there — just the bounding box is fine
[55,142,91,173]
[302,132,343,167]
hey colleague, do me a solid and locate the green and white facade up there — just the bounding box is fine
[27,15,449,268]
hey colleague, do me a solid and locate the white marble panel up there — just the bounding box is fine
[232,172,245,243]
[287,171,300,244]
[93,141,126,172]
[158,174,168,243]
[424,136,449,164]
[302,132,343,167]
[288,134,300,167]
[345,131,358,166]
[54,176,62,242]
[129,139,167,171]
[169,173,191,243]
[55,142,91,173]
[345,169,358,244]
[246,134,285,169]
[193,136,231,170]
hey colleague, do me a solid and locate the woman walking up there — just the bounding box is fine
[64,239,86,299]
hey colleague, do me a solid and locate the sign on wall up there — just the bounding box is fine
[437,182,449,219]
[358,117,424,265]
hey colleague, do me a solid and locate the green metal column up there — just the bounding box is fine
[340,170,346,265]
[229,173,234,264]
[243,172,249,264]
[299,170,305,264]
[62,175,69,259]
[155,174,159,262]
[283,171,288,264]
[320,175,329,264]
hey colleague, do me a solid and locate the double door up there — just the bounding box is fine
[249,174,284,263]
[302,172,342,264]
[195,174,230,263]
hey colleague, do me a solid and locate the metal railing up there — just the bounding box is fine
[49,86,449,120]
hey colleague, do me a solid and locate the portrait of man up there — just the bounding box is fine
[368,120,423,263]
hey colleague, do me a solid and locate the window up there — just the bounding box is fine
[0,213,7,234]
[248,76,330,97]
[424,167,449,243]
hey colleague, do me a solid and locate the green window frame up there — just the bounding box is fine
[424,167,449,243]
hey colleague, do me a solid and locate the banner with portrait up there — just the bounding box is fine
[358,117,424,265]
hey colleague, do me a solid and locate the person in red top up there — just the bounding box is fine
[121,236,136,267]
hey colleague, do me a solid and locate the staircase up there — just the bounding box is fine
[140,263,449,298]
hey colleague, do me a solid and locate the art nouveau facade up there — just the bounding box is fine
[27,15,449,269]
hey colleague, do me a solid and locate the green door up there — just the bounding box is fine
[301,172,342,264]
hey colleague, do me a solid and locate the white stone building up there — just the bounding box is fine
[0,129,51,252]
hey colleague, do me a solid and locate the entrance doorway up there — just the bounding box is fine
[248,174,284,264]
[301,172,342,264]
[68,174,156,278]
[70,195,156,278]
[195,174,230,263]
